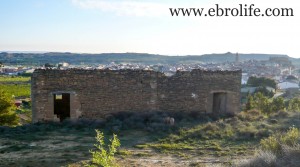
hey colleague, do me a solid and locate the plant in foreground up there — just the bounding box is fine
[86,129,120,167]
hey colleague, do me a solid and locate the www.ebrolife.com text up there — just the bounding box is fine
[170,4,294,17]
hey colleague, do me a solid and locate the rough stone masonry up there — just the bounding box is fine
[31,69,241,122]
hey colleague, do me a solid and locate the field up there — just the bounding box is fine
[0,84,30,98]
[0,76,31,98]
[0,76,31,82]
[1,111,300,167]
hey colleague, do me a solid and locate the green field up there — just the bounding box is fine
[0,84,30,97]
[0,76,30,82]
[0,76,31,97]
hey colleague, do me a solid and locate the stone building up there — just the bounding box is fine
[31,69,241,122]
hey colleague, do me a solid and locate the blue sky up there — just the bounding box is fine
[0,0,299,57]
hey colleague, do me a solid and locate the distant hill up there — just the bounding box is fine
[0,52,297,66]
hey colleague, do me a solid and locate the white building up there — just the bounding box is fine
[278,81,299,90]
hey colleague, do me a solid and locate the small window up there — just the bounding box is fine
[55,94,62,100]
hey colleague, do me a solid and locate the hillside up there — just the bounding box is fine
[0,52,295,66]
[1,111,299,166]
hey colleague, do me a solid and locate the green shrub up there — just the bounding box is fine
[238,110,262,122]
[245,94,255,111]
[260,127,300,155]
[260,136,282,155]
[280,127,299,146]
[247,76,276,89]
[254,86,274,98]
[86,130,120,167]
[239,128,300,167]
[237,125,258,140]
[245,93,288,115]
[271,97,285,112]
[288,98,300,112]
[0,89,19,126]
[202,122,219,132]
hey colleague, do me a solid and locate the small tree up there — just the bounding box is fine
[272,97,285,112]
[253,92,271,113]
[0,89,19,126]
[247,76,277,89]
[288,98,300,112]
[245,94,255,111]
[254,86,274,98]
[86,130,120,167]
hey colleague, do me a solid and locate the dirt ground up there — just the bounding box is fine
[0,123,249,167]
[116,154,243,167]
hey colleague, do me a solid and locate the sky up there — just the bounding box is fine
[0,0,299,57]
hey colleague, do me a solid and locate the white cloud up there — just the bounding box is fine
[71,0,168,17]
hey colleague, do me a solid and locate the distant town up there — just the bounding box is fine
[1,52,299,89]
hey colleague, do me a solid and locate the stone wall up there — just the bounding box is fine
[31,69,241,122]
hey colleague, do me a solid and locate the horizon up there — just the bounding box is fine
[0,51,291,57]
[0,0,299,57]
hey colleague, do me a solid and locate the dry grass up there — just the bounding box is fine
[238,145,300,167]
[1,111,300,166]
[237,127,300,167]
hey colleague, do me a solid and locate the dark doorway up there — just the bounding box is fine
[213,93,227,113]
[54,93,70,122]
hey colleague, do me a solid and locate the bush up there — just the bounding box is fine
[260,136,282,155]
[0,89,19,126]
[254,86,274,98]
[202,122,219,132]
[245,93,288,115]
[271,97,285,112]
[280,127,299,146]
[238,150,277,167]
[247,76,276,89]
[271,110,289,118]
[288,98,300,112]
[238,110,262,121]
[237,125,258,140]
[260,127,299,155]
[86,130,120,167]
[239,127,300,167]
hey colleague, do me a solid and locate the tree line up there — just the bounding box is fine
[245,92,300,114]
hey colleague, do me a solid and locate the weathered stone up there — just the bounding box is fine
[31,69,241,122]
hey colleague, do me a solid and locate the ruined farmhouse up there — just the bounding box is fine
[31,69,241,122]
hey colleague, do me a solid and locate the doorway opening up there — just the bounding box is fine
[212,92,227,113]
[54,93,70,122]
